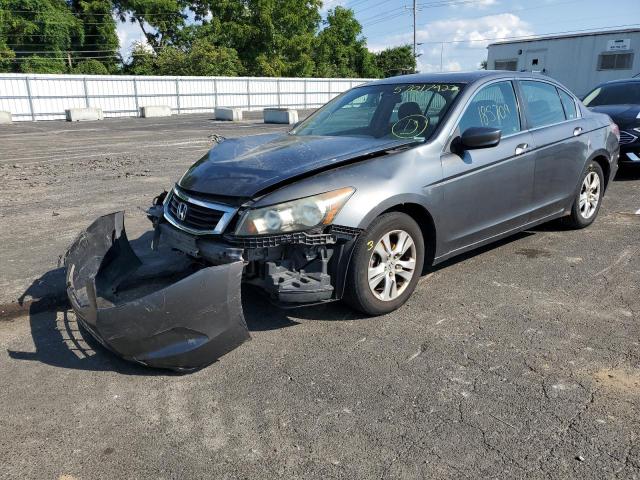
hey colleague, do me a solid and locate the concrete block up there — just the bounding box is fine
[215,107,243,121]
[140,105,172,118]
[0,111,12,124]
[65,107,103,122]
[263,108,299,125]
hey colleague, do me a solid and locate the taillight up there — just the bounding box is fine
[611,122,620,141]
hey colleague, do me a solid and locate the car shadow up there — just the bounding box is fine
[6,232,299,375]
[4,224,553,374]
[614,165,640,181]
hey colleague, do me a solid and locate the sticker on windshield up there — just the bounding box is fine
[392,114,429,139]
[393,84,460,94]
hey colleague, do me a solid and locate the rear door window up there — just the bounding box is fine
[520,81,567,128]
[458,81,521,136]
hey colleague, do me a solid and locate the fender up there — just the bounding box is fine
[585,147,613,193]
[332,194,440,300]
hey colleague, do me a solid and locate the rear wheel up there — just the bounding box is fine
[563,161,604,229]
[344,212,424,315]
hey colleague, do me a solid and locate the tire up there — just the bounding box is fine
[563,160,604,229]
[343,212,425,315]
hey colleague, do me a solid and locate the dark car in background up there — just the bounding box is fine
[583,78,640,166]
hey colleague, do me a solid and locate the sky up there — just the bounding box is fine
[117,0,640,73]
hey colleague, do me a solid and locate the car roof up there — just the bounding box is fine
[364,70,551,87]
[596,77,640,87]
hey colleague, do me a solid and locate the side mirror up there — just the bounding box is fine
[460,127,502,150]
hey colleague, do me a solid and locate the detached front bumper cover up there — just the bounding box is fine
[63,211,249,371]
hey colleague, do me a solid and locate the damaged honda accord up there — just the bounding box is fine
[65,71,619,370]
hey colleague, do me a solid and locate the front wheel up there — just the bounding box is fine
[343,212,425,315]
[563,161,604,229]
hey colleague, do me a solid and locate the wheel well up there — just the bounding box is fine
[381,203,436,272]
[592,155,610,191]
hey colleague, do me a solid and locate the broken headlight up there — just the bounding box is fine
[235,187,354,236]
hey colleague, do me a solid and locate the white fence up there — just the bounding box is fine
[0,73,375,121]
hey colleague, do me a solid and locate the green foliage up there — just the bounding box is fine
[19,55,66,73]
[0,47,16,72]
[126,41,155,75]
[186,40,242,76]
[113,0,189,51]
[72,0,120,72]
[72,58,109,74]
[314,7,371,78]
[3,0,84,55]
[154,46,187,75]
[0,0,413,78]
[375,45,416,77]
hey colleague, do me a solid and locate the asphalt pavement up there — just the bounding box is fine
[0,114,639,479]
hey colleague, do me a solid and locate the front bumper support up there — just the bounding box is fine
[63,211,249,371]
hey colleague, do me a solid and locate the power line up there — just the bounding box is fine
[358,8,405,23]
[418,23,640,45]
[8,55,121,61]
[12,49,119,54]
[373,0,602,37]
[362,12,409,27]
[0,9,183,17]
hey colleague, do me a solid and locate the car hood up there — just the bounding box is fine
[178,134,412,197]
[588,104,640,124]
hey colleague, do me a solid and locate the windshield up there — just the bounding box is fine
[293,83,464,141]
[583,82,640,106]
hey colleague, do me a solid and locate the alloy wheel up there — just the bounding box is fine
[579,171,600,219]
[368,230,417,302]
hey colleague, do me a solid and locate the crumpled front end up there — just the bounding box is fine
[63,211,249,371]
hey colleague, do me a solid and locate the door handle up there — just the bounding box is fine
[515,143,529,155]
[573,127,583,137]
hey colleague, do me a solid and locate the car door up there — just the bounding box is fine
[440,80,536,253]
[518,80,587,219]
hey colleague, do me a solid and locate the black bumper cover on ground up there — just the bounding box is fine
[63,212,249,371]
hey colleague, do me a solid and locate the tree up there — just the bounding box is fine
[2,0,83,73]
[479,60,488,70]
[154,45,187,75]
[125,41,155,74]
[71,0,120,72]
[113,0,190,52]
[186,39,242,76]
[375,45,415,77]
[194,0,321,77]
[19,55,67,73]
[72,58,109,74]
[314,6,372,78]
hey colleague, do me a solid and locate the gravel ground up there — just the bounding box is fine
[0,115,639,479]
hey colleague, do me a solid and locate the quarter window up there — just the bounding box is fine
[458,81,521,136]
[520,81,566,128]
[558,89,577,120]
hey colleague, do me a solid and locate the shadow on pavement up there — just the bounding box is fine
[6,232,298,375]
[614,165,640,181]
[5,220,547,374]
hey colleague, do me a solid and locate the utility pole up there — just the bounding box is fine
[413,0,417,68]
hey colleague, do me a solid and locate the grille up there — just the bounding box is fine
[619,131,638,145]
[167,193,225,232]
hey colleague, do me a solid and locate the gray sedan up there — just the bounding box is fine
[65,71,619,369]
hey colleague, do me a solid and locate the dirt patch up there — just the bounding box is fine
[593,368,640,395]
[515,248,552,259]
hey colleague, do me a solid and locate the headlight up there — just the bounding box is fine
[633,127,640,134]
[235,187,355,236]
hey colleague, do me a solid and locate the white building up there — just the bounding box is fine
[487,28,640,97]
